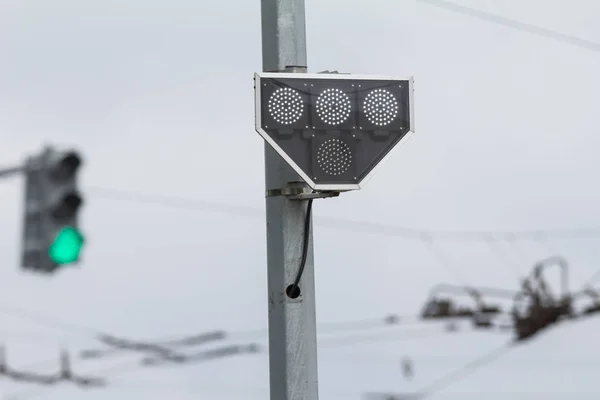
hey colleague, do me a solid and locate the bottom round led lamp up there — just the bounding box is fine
[48,226,85,265]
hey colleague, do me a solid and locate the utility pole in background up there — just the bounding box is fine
[260,0,319,399]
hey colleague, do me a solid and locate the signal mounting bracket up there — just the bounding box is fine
[266,184,340,200]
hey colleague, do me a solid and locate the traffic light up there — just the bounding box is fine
[21,146,84,274]
[254,72,415,192]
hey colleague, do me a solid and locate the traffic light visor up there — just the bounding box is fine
[52,192,83,220]
[48,226,85,264]
[52,152,81,180]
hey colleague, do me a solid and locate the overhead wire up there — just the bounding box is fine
[13,328,494,399]
[88,185,600,242]
[581,268,600,288]
[317,351,600,368]
[484,238,522,280]
[0,304,99,338]
[410,275,600,399]
[0,302,479,364]
[503,233,533,265]
[91,184,583,293]
[420,234,473,288]
[92,185,533,297]
[414,340,516,399]
[11,279,595,396]
[0,301,441,340]
[2,357,141,400]
[2,327,482,399]
[416,0,600,53]
[531,233,557,256]
[315,326,475,348]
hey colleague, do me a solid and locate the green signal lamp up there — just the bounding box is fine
[48,226,85,265]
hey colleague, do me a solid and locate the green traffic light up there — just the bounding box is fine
[48,226,85,265]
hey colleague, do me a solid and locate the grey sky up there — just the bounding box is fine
[1,0,600,398]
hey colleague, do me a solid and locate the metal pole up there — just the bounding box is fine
[0,165,24,179]
[261,1,319,400]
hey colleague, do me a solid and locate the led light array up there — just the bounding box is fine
[267,86,400,127]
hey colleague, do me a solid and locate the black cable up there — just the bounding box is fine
[286,199,313,298]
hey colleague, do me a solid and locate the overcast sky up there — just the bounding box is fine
[1,0,600,398]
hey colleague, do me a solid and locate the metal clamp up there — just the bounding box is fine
[317,70,350,74]
[265,186,340,200]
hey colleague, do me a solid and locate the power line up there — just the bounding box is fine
[316,327,473,348]
[414,341,516,398]
[421,235,473,286]
[484,239,523,280]
[533,234,557,255]
[0,302,468,363]
[0,304,100,338]
[2,358,139,400]
[0,304,208,362]
[93,186,542,297]
[89,185,600,241]
[582,268,600,288]
[408,275,600,398]
[2,328,473,399]
[319,351,600,367]
[417,0,600,53]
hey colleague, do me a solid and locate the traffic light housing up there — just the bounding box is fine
[21,147,84,274]
[254,72,415,192]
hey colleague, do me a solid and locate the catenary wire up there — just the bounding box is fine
[0,302,472,364]
[421,235,473,287]
[77,315,436,360]
[0,304,100,337]
[142,327,468,366]
[414,340,516,399]
[9,383,600,399]
[417,0,600,53]
[412,285,600,399]
[91,185,537,291]
[90,186,559,301]
[88,185,600,241]
[484,238,523,280]
[0,302,441,343]
[14,294,597,397]
[535,235,559,256]
[2,328,479,399]
[581,268,600,288]
[503,233,533,265]
[315,351,600,368]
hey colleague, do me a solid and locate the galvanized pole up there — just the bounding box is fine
[261,1,319,400]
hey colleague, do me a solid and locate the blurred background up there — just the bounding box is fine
[1,0,600,398]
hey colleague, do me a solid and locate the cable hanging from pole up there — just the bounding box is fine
[286,198,313,299]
